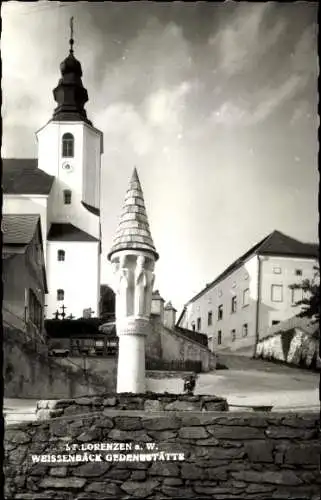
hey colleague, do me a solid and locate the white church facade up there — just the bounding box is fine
[3,33,103,320]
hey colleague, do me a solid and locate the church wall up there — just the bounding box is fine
[38,122,100,240]
[46,240,100,319]
[82,125,101,211]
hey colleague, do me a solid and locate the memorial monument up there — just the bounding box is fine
[108,168,159,393]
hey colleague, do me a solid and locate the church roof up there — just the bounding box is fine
[2,159,54,195]
[186,230,319,305]
[107,168,159,260]
[2,214,41,245]
[47,223,99,242]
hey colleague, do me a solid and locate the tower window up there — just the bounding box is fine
[217,330,222,345]
[64,190,72,205]
[231,296,237,313]
[57,289,64,301]
[218,304,223,320]
[231,329,236,342]
[62,133,74,158]
[208,311,213,326]
[242,323,248,337]
[57,250,65,261]
[197,317,201,331]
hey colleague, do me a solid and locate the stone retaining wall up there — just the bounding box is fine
[4,411,320,499]
[256,329,319,369]
[36,393,229,420]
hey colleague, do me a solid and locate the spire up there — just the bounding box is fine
[69,16,74,55]
[51,17,92,125]
[108,168,159,261]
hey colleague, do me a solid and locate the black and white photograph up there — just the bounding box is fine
[2,2,320,499]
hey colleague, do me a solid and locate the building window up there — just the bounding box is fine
[242,323,248,337]
[197,317,201,331]
[243,288,249,307]
[295,269,302,276]
[62,133,74,158]
[28,289,43,330]
[271,284,283,302]
[208,311,213,326]
[63,190,72,205]
[191,322,195,331]
[57,289,64,301]
[218,304,223,320]
[272,320,280,326]
[217,330,222,345]
[273,267,282,274]
[291,287,303,305]
[231,329,236,342]
[231,296,237,313]
[57,249,65,261]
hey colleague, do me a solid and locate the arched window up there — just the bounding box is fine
[57,250,65,261]
[57,289,64,301]
[62,133,74,158]
[63,189,72,205]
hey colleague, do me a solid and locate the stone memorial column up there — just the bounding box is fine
[108,168,159,393]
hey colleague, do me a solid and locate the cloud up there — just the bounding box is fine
[210,72,308,128]
[209,3,285,76]
[145,81,192,129]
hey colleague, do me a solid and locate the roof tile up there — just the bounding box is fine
[108,168,158,260]
[2,214,40,244]
[2,159,55,195]
[47,223,99,242]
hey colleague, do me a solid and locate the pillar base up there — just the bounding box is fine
[116,316,151,393]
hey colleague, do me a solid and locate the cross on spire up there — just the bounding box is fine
[69,16,74,54]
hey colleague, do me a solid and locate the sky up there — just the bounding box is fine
[2,1,319,313]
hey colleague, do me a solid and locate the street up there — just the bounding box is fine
[4,355,319,425]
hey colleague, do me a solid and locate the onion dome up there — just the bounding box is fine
[51,21,92,125]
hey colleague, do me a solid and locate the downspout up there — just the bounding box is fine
[254,255,262,358]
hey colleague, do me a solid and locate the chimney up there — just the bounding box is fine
[164,301,177,330]
[151,290,165,323]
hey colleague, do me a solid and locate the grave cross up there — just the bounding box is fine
[53,309,60,320]
[60,304,67,320]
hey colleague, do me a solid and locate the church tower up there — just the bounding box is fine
[36,19,103,319]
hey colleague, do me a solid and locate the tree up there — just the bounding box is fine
[99,284,115,321]
[290,265,320,326]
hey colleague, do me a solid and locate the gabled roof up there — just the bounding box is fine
[2,214,48,293]
[47,223,99,242]
[186,230,319,305]
[2,158,54,195]
[2,214,41,245]
[108,168,159,260]
[258,230,319,257]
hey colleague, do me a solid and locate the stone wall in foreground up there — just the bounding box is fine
[36,393,229,420]
[4,411,320,499]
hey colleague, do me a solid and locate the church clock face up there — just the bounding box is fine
[62,162,73,173]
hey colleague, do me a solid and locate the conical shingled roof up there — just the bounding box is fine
[108,168,159,261]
